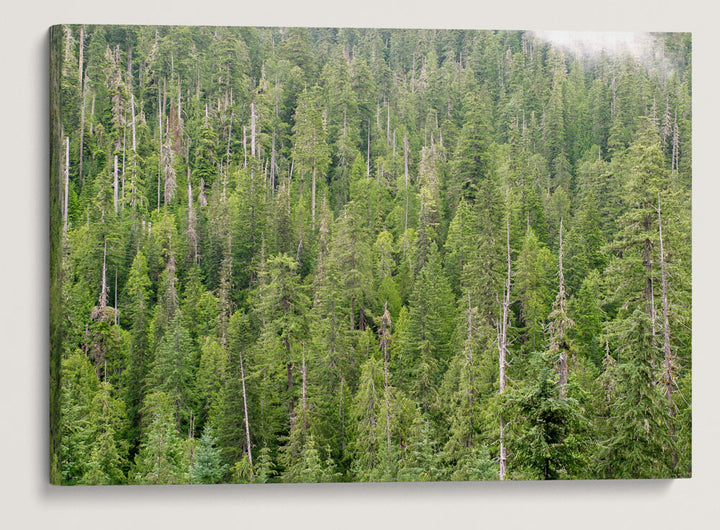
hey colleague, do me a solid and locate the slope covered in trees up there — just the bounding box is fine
[50,25,691,483]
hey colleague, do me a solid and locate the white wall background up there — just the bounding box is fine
[1,1,717,528]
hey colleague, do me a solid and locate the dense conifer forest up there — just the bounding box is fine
[49,25,691,484]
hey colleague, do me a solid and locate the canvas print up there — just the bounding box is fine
[49,25,691,485]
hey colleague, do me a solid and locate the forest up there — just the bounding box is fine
[49,25,691,484]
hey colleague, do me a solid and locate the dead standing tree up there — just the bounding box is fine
[549,219,574,398]
[657,195,677,468]
[497,215,511,480]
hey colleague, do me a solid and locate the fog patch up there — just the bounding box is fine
[532,31,656,57]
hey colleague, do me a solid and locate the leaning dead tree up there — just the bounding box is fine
[657,195,677,467]
[497,215,511,480]
[239,343,253,470]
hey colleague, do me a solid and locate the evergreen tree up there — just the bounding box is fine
[59,351,101,484]
[506,358,587,480]
[598,310,674,478]
[403,243,455,412]
[123,250,152,453]
[133,391,187,484]
[190,425,227,484]
[514,227,555,351]
[292,87,331,231]
[53,26,692,485]
[79,382,128,485]
[148,313,196,433]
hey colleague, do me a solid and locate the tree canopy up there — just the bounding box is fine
[50,25,691,484]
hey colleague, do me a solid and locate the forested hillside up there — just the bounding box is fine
[50,25,691,484]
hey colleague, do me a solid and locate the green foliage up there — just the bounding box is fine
[54,26,691,484]
[214,311,256,467]
[448,446,497,481]
[568,270,606,367]
[514,227,555,350]
[397,415,442,482]
[79,383,129,485]
[60,352,101,484]
[394,256,448,416]
[133,391,187,484]
[251,447,277,484]
[598,310,675,478]
[505,356,588,480]
[148,313,196,430]
[190,425,228,484]
[281,435,339,483]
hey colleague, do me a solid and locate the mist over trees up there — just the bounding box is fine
[50,25,691,484]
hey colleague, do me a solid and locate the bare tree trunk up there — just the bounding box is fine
[288,156,295,188]
[79,81,86,186]
[367,120,371,179]
[498,215,511,480]
[113,154,119,215]
[188,410,194,441]
[239,347,253,470]
[64,136,69,234]
[187,167,198,265]
[650,268,658,337]
[658,195,677,467]
[404,131,409,233]
[63,25,72,71]
[301,347,308,432]
[270,131,276,192]
[90,92,95,136]
[499,417,507,480]
[178,80,182,124]
[99,240,108,310]
[78,25,84,85]
[126,44,132,87]
[226,111,233,170]
[271,76,279,192]
[130,93,137,207]
[466,290,474,366]
[311,165,316,231]
[499,216,511,393]
[251,102,256,158]
[411,51,416,93]
[131,93,137,152]
[243,126,247,169]
[384,363,392,465]
[114,266,118,326]
[671,108,680,173]
[379,303,393,465]
[121,127,126,209]
[557,218,568,396]
[158,85,162,212]
[643,213,654,315]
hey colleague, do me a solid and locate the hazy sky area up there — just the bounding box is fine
[533,30,655,57]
